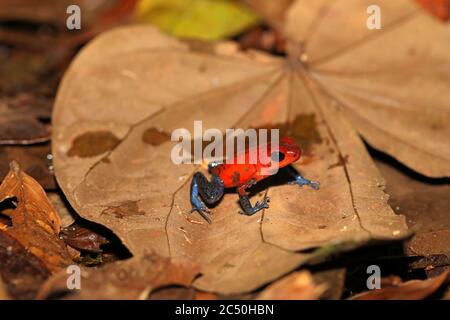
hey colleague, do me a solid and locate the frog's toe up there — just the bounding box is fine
[255,196,270,208]
[191,206,212,223]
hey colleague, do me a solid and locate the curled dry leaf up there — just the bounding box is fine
[0,162,71,298]
[0,161,71,270]
[350,269,450,300]
[137,0,259,41]
[60,223,109,253]
[256,270,327,300]
[37,252,200,300]
[52,20,409,294]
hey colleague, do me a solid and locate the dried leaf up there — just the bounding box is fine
[0,95,51,145]
[0,162,71,273]
[137,0,259,40]
[0,231,51,299]
[0,0,129,27]
[0,143,55,190]
[256,270,327,300]
[416,0,450,21]
[61,223,109,253]
[376,160,450,258]
[350,270,450,300]
[286,0,450,178]
[0,48,61,96]
[52,23,408,294]
[37,252,200,299]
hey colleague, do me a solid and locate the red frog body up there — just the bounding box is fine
[210,136,302,188]
[190,137,319,223]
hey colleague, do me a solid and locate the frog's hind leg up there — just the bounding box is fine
[237,181,270,216]
[287,166,320,190]
[190,172,224,223]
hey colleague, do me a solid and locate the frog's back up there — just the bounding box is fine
[212,163,258,188]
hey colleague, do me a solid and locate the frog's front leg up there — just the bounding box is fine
[237,180,270,216]
[287,166,320,190]
[190,172,224,223]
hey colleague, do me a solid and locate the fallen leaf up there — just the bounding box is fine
[137,0,259,40]
[256,270,327,300]
[0,0,130,27]
[52,22,408,294]
[0,231,51,299]
[0,95,51,145]
[37,252,200,299]
[0,162,71,273]
[350,269,450,300]
[416,0,450,21]
[285,0,450,178]
[375,159,450,258]
[0,163,71,298]
[0,143,55,190]
[60,223,109,253]
[0,1,136,96]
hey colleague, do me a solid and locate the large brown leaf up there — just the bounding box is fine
[285,0,450,178]
[52,21,408,294]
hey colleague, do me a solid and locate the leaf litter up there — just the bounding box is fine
[49,0,450,295]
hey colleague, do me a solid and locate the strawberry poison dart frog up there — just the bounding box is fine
[190,137,319,223]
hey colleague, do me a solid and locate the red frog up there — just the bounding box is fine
[190,137,319,223]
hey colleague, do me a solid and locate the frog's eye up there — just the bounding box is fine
[271,151,285,162]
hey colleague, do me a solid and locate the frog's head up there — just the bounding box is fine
[270,136,302,168]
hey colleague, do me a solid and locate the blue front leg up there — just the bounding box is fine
[190,172,224,223]
[287,166,320,190]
